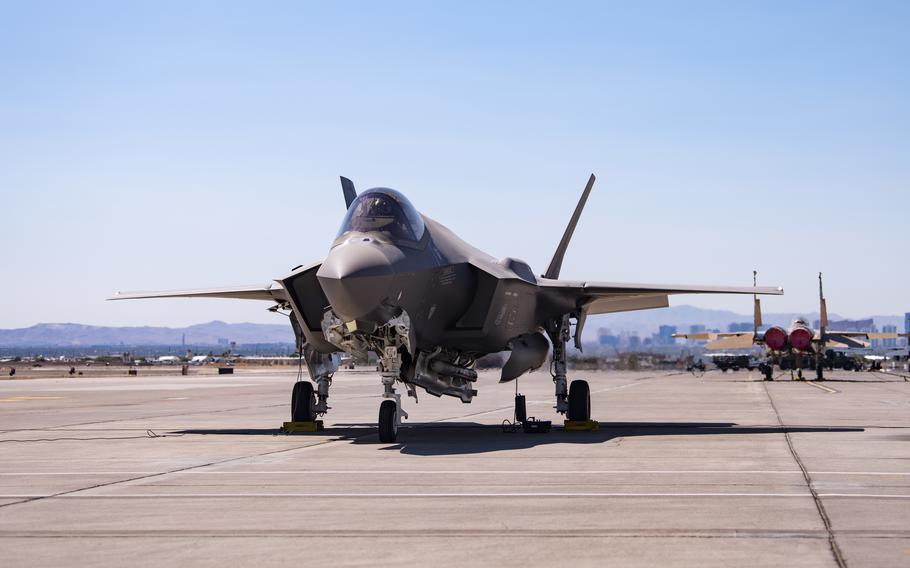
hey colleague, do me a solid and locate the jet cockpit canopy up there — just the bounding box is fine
[336,188,425,244]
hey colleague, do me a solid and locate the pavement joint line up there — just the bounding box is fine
[2,492,909,499]
[3,469,909,476]
[3,402,291,432]
[763,381,848,568]
[0,429,378,511]
[2,529,909,539]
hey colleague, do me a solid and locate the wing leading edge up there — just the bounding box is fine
[108,283,287,302]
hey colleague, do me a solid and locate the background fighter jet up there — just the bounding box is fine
[676,273,907,380]
[111,175,782,442]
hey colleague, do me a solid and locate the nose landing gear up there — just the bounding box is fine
[377,347,408,443]
[547,314,594,423]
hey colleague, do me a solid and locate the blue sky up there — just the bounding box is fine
[2,1,908,328]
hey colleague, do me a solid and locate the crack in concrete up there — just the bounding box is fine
[763,381,847,568]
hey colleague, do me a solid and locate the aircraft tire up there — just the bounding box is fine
[378,400,398,443]
[291,381,316,422]
[568,380,591,422]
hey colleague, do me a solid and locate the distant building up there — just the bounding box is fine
[689,324,706,334]
[828,319,876,332]
[905,313,910,348]
[882,325,897,349]
[597,328,619,347]
[658,325,677,345]
[728,322,752,333]
[217,337,229,346]
[628,335,641,350]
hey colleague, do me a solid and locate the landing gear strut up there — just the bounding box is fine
[547,315,571,415]
[547,314,591,421]
[295,345,337,419]
[378,347,408,443]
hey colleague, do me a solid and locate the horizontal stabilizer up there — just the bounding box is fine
[705,332,756,350]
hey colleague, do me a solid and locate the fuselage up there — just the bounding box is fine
[286,188,560,357]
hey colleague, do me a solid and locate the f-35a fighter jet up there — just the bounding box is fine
[111,175,783,442]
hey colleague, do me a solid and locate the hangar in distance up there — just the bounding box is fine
[111,174,783,442]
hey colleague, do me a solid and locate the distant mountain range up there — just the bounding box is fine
[0,306,905,346]
[0,321,293,347]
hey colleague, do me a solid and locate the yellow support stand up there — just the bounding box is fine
[563,419,599,431]
[281,420,324,433]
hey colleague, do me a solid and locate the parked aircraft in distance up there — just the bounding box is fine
[676,273,906,380]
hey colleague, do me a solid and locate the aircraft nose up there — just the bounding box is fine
[317,241,396,321]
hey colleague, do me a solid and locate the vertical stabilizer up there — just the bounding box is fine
[543,174,596,280]
[819,272,828,329]
[341,176,357,210]
[753,270,763,332]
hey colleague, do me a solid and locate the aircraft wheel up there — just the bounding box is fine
[291,381,316,422]
[567,379,590,421]
[378,400,398,443]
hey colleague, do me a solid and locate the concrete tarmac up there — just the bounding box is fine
[0,367,908,567]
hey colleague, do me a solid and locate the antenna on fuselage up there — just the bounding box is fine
[340,176,357,210]
[543,173,596,280]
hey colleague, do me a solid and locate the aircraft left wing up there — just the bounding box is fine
[542,280,783,316]
[108,283,287,302]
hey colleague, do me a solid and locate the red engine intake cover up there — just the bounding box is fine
[789,327,813,351]
[763,326,788,351]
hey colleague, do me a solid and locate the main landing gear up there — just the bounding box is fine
[547,314,593,422]
[567,379,591,421]
[291,381,316,422]
[289,345,337,424]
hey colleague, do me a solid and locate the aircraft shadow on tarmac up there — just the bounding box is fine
[176,422,864,456]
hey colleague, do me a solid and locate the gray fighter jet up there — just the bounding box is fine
[111,175,783,441]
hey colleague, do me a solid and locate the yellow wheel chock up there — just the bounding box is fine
[281,420,324,433]
[563,419,599,431]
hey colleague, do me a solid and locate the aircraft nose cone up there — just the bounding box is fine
[317,241,396,321]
